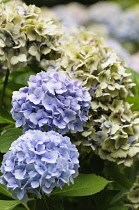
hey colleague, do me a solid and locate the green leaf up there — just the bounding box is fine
[92,190,120,210]
[109,189,127,205]
[0,116,14,124]
[0,108,14,124]
[36,195,64,210]
[52,174,110,197]
[45,196,64,210]
[0,128,22,153]
[0,0,11,3]
[106,163,132,190]
[0,200,21,210]
[107,207,128,210]
[0,184,13,198]
[125,96,139,111]
[7,82,24,91]
[9,66,35,86]
[35,194,49,210]
[126,68,139,97]
[12,205,26,210]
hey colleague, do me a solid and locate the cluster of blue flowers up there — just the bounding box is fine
[11,70,91,134]
[0,130,79,202]
[0,70,91,202]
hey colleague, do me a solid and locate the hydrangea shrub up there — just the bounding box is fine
[0,1,139,209]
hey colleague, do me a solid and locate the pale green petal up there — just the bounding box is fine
[11,56,19,65]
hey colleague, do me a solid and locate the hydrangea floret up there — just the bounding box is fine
[11,70,91,134]
[127,175,139,209]
[45,28,139,166]
[0,1,62,71]
[0,130,79,202]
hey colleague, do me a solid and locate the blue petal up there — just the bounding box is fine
[31,180,39,188]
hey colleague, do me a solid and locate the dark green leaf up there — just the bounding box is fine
[12,205,26,210]
[0,200,21,210]
[45,196,64,210]
[106,163,132,190]
[107,207,128,210]
[35,195,64,210]
[7,82,24,91]
[10,66,35,86]
[109,189,127,205]
[92,190,121,210]
[34,195,49,210]
[0,184,13,198]
[0,108,14,124]
[0,128,22,153]
[0,116,14,124]
[52,174,110,197]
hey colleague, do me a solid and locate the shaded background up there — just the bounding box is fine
[24,0,138,8]
[24,0,103,7]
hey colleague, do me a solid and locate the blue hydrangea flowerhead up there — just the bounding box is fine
[0,130,79,202]
[11,70,91,134]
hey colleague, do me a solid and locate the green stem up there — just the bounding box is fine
[0,68,9,106]
[42,193,49,210]
[34,199,36,210]
[0,124,14,131]
[21,202,30,210]
[28,198,35,201]
[21,199,34,210]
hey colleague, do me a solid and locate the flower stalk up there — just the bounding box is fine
[0,68,9,107]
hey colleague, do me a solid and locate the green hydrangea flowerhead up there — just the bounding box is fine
[0,0,62,71]
[44,28,139,167]
[127,175,139,209]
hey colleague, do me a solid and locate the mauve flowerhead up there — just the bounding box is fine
[11,70,91,134]
[0,130,79,202]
